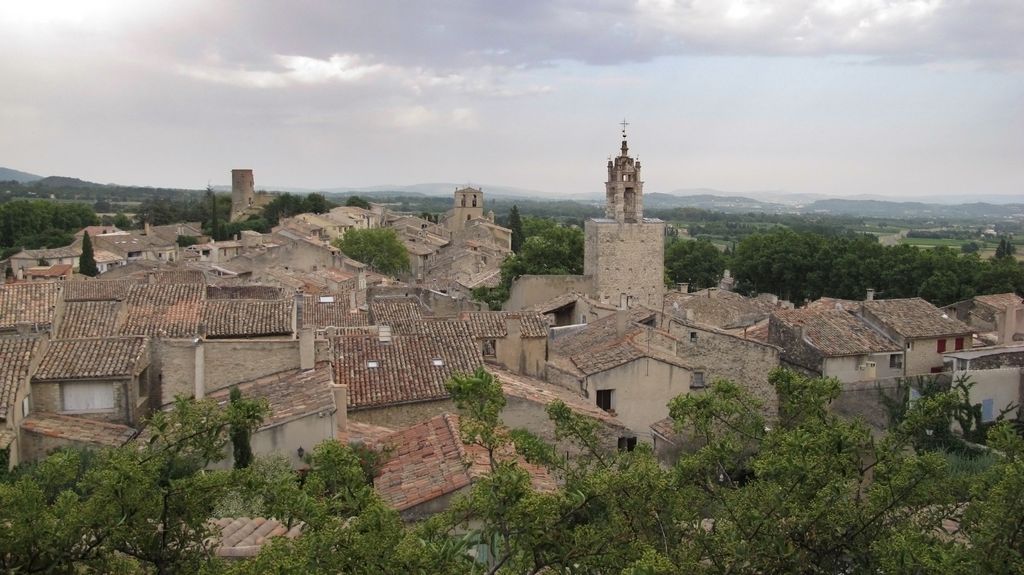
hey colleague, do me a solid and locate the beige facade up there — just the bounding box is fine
[586,357,692,441]
[446,187,485,233]
[584,220,665,310]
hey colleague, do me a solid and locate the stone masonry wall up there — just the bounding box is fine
[584,220,664,310]
[349,399,455,429]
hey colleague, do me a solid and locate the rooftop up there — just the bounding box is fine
[374,413,555,512]
[202,299,293,338]
[63,278,137,301]
[369,298,426,324]
[772,308,902,356]
[301,295,369,328]
[209,363,335,430]
[459,311,550,339]
[862,298,973,339]
[56,300,124,339]
[34,336,148,381]
[121,283,204,337]
[206,285,287,300]
[210,517,303,558]
[0,282,60,329]
[333,328,482,410]
[21,412,136,448]
[974,292,1023,312]
[0,337,41,421]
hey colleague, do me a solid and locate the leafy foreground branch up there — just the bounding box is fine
[4,369,1024,574]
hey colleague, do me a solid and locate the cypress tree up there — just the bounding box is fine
[509,204,524,253]
[78,231,99,277]
[229,387,254,469]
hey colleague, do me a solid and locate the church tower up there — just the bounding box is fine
[584,122,665,310]
[447,186,484,233]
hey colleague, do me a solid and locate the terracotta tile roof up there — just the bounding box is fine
[26,264,72,277]
[974,293,1023,312]
[740,320,770,343]
[56,300,124,339]
[148,270,206,284]
[21,412,136,448]
[804,297,861,312]
[649,417,678,445]
[491,366,626,429]
[665,289,771,329]
[374,413,555,511]
[346,420,395,447]
[122,283,204,337]
[201,300,293,338]
[388,319,474,339]
[63,279,137,301]
[0,337,40,421]
[210,517,303,558]
[862,298,974,339]
[12,245,80,260]
[333,328,483,410]
[773,308,902,356]
[369,298,426,325]
[302,295,369,328]
[459,311,550,339]
[0,282,60,329]
[551,312,690,376]
[206,285,287,300]
[34,336,148,381]
[209,363,334,429]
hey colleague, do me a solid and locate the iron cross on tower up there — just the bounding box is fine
[620,118,629,137]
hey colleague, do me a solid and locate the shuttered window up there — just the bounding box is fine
[62,382,115,412]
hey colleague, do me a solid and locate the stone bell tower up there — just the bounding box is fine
[584,121,665,310]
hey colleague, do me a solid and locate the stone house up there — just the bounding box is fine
[460,311,549,378]
[332,321,484,428]
[23,264,73,282]
[946,344,1024,426]
[373,412,556,521]
[29,336,153,429]
[547,310,695,440]
[7,246,80,278]
[526,291,619,327]
[20,413,136,462]
[858,298,974,376]
[208,362,338,469]
[0,281,62,335]
[944,292,1024,345]
[768,308,904,383]
[665,288,784,330]
[0,335,45,469]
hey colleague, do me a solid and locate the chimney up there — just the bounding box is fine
[194,340,205,400]
[1000,303,1018,345]
[294,291,304,333]
[618,293,628,310]
[299,327,315,370]
[505,313,522,341]
[615,308,629,338]
[357,269,367,291]
[144,221,152,236]
[349,289,357,312]
[678,282,689,294]
[866,289,875,301]
[331,384,349,440]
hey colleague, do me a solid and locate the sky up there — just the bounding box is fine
[1,0,1022,199]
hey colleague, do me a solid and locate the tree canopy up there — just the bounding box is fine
[332,228,410,276]
[78,231,98,276]
[665,238,726,290]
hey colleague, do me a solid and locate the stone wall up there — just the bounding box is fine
[493,336,547,379]
[155,338,302,406]
[967,351,1024,370]
[210,412,336,470]
[584,220,664,310]
[587,358,691,440]
[502,395,623,454]
[349,398,454,429]
[31,379,131,425]
[505,275,593,312]
[664,319,780,416]
[767,317,823,374]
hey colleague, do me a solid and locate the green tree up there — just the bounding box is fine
[333,228,410,276]
[113,212,133,230]
[229,387,261,469]
[345,195,372,210]
[303,193,331,214]
[78,231,99,277]
[664,238,726,289]
[996,236,1016,259]
[508,205,524,253]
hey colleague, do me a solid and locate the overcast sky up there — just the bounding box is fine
[1,0,1022,198]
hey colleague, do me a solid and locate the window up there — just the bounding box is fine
[906,340,913,350]
[889,354,903,369]
[930,366,943,374]
[472,195,477,207]
[461,196,466,207]
[955,337,964,351]
[596,389,613,412]
[982,399,995,423]
[689,331,698,343]
[617,436,637,452]
[319,296,335,303]
[367,360,379,368]
[692,372,706,388]
[937,339,947,353]
[62,382,114,412]
[431,358,445,367]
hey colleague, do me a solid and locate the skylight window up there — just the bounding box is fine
[431,358,445,367]
[319,296,335,303]
[367,360,379,368]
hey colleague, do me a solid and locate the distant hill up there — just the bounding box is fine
[644,192,789,212]
[34,176,106,189]
[801,199,1024,219]
[0,166,42,183]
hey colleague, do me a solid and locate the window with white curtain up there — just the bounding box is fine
[62,382,115,412]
